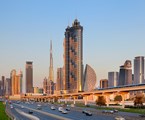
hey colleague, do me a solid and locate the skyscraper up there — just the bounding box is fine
[83,64,97,92]
[108,72,119,87]
[118,60,132,86]
[134,56,145,84]
[47,40,55,95]
[49,40,54,82]
[26,61,33,93]
[56,68,64,92]
[1,76,5,96]
[43,77,47,94]
[5,78,11,96]
[64,19,83,93]
[11,70,23,95]
[100,79,108,89]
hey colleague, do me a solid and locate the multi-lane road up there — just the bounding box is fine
[6,101,144,120]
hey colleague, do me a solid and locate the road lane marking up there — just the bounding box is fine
[15,108,40,120]
[14,103,72,120]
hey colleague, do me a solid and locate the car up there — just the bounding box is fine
[28,110,33,114]
[115,116,125,120]
[139,114,145,117]
[113,109,118,113]
[10,105,13,109]
[66,107,70,111]
[61,109,68,114]
[17,101,21,104]
[102,110,114,114]
[82,109,88,113]
[85,111,92,116]
[51,106,55,110]
[37,104,41,107]
[21,106,24,109]
[37,106,42,110]
[58,107,63,112]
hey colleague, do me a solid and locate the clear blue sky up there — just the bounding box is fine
[0,0,145,91]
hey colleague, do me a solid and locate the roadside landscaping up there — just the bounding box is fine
[75,102,145,114]
[0,102,10,120]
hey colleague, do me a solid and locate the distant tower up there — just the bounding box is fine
[49,40,54,81]
[134,56,145,84]
[26,61,33,93]
[43,77,47,94]
[108,72,119,87]
[11,70,22,95]
[64,19,83,93]
[118,60,132,86]
[100,79,108,89]
[56,68,64,92]
[19,70,23,94]
[83,64,97,91]
[47,40,55,95]
[11,70,16,95]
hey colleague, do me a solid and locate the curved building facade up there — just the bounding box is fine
[83,64,97,91]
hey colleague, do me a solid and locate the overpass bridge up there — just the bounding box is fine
[21,84,145,108]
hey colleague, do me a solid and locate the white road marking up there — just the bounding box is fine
[15,108,40,120]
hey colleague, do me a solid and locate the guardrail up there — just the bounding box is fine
[5,104,19,120]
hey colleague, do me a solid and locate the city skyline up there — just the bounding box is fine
[0,0,145,89]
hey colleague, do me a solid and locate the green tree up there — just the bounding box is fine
[114,95,122,102]
[134,93,144,107]
[96,96,106,106]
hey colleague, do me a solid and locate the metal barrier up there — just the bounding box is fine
[5,104,19,120]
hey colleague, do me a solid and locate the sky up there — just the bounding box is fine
[0,0,145,92]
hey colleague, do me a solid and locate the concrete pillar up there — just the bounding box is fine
[73,97,76,105]
[84,96,88,105]
[122,94,125,108]
[92,94,96,102]
[65,98,67,104]
[106,95,110,107]
[52,98,55,103]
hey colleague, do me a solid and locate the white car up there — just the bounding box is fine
[51,106,55,110]
[10,105,13,109]
[61,109,68,114]
[58,107,63,112]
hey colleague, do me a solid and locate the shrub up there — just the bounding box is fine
[96,96,106,106]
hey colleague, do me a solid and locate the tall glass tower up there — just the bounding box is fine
[47,40,55,95]
[118,60,132,86]
[26,61,33,93]
[134,56,145,84]
[64,19,83,93]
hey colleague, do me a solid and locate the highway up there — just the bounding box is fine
[8,101,114,120]
[7,101,144,120]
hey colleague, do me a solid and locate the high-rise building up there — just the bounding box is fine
[108,72,119,87]
[83,64,97,92]
[5,78,11,96]
[47,80,55,95]
[64,19,83,93]
[134,56,145,84]
[11,70,23,95]
[1,76,5,96]
[0,81,2,96]
[47,40,55,95]
[26,61,33,93]
[100,79,108,89]
[43,77,47,94]
[56,68,63,92]
[118,60,132,86]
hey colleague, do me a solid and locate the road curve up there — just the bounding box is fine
[14,103,72,120]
